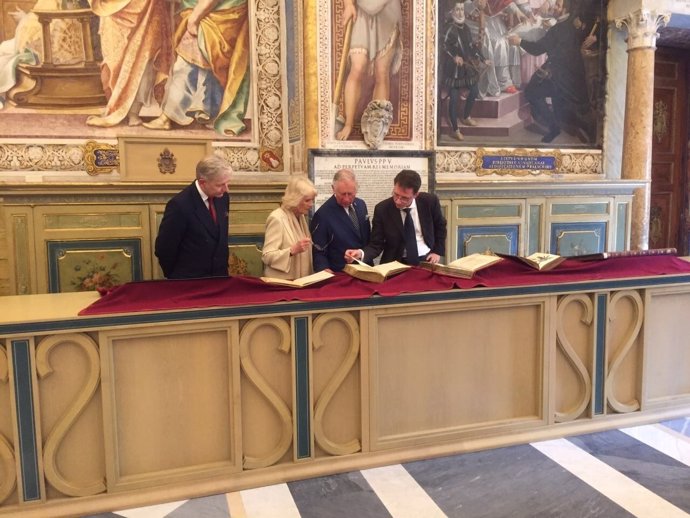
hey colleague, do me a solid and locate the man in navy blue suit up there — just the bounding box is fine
[155,155,233,279]
[310,169,371,272]
[345,169,446,265]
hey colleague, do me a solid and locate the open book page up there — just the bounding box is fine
[497,252,565,271]
[420,253,502,279]
[522,252,565,271]
[447,253,502,271]
[343,260,410,282]
[260,269,334,288]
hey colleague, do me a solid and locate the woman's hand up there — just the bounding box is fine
[290,238,312,256]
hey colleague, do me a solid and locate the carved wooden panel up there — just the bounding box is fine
[652,49,688,252]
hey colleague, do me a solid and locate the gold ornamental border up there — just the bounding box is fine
[474,148,563,176]
[84,140,119,176]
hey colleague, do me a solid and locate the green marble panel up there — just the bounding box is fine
[528,205,542,256]
[44,213,141,230]
[616,203,628,251]
[551,203,608,215]
[457,204,521,219]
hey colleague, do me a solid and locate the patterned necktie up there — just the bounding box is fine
[403,207,419,265]
[208,198,217,224]
[348,205,360,237]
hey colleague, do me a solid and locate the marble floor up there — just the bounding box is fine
[86,417,690,518]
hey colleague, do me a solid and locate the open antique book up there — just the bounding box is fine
[420,253,503,279]
[498,252,566,271]
[342,260,411,283]
[570,248,677,261]
[260,269,334,288]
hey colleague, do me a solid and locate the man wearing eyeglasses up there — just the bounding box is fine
[310,169,372,272]
[344,169,446,265]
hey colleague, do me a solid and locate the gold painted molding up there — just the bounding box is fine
[437,149,603,176]
[84,141,119,176]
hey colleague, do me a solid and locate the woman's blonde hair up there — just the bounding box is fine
[281,177,317,210]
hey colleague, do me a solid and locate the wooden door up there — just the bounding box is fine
[651,49,689,253]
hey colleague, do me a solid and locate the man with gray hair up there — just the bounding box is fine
[155,155,233,278]
[310,168,371,272]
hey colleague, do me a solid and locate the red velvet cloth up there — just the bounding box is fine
[78,256,690,316]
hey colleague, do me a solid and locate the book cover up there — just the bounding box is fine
[571,248,677,261]
[342,261,410,283]
[420,253,503,279]
[260,270,334,288]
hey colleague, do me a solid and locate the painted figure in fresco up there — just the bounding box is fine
[86,0,173,127]
[0,0,86,107]
[507,0,591,143]
[335,0,403,141]
[462,0,527,98]
[144,0,250,136]
[442,2,487,141]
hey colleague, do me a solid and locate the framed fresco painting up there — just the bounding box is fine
[0,0,289,176]
[436,0,607,150]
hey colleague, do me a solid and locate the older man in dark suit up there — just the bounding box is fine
[345,169,447,265]
[310,169,371,272]
[155,155,233,278]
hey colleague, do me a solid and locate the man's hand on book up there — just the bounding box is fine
[425,253,441,264]
[344,249,363,263]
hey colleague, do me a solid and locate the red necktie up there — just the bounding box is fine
[208,199,217,224]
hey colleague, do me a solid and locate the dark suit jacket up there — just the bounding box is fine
[310,195,371,272]
[155,182,230,279]
[363,192,447,264]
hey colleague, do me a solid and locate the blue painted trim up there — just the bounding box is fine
[457,225,519,256]
[294,317,311,459]
[2,274,690,336]
[549,222,606,255]
[594,294,607,415]
[11,340,41,502]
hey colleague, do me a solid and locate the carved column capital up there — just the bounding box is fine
[614,9,671,50]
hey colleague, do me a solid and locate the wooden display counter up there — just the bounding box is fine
[1,269,690,516]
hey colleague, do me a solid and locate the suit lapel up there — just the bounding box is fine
[280,208,299,244]
[388,200,404,237]
[195,191,219,237]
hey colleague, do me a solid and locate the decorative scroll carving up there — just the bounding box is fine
[239,318,293,469]
[0,143,86,171]
[605,290,643,413]
[0,345,17,504]
[312,313,361,456]
[255,0,284,170]
[555,294,593,422]
[614,9,670,50]
[36,334,105,496]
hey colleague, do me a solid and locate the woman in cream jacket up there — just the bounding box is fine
[261,177,317,280]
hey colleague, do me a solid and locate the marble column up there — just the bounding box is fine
[614,9,670,250]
